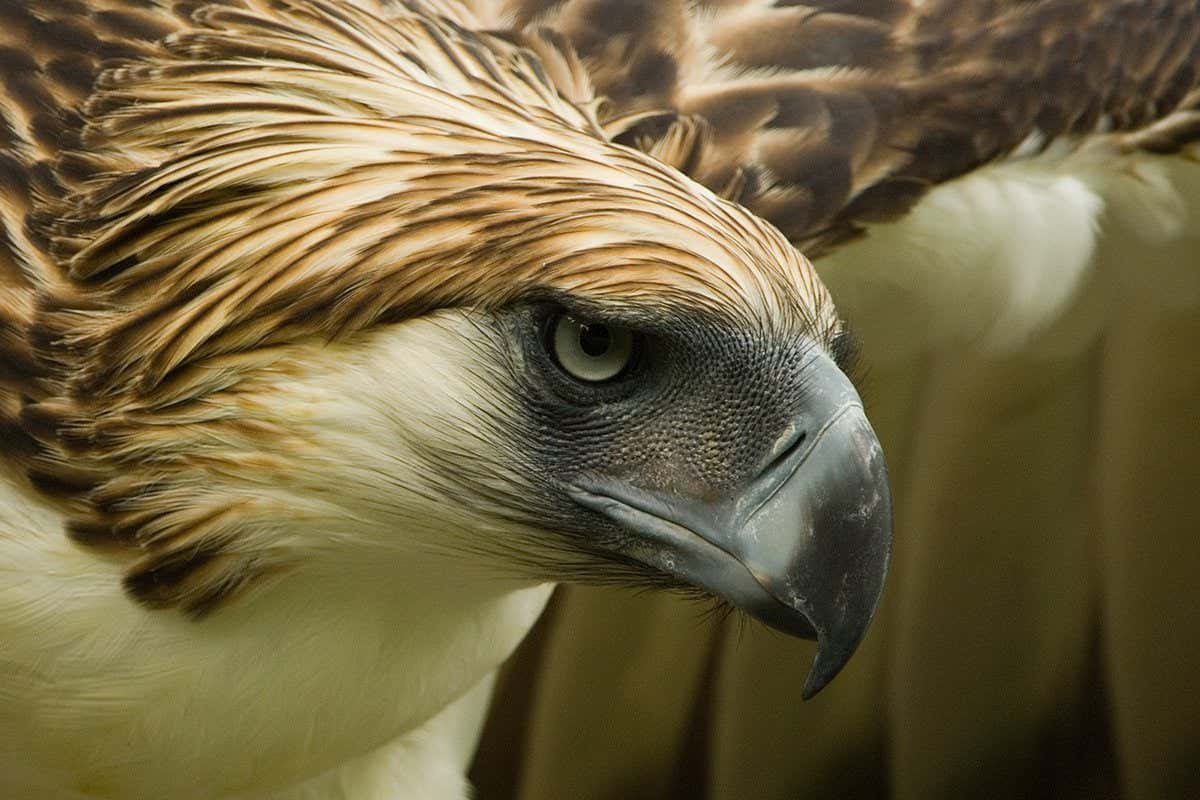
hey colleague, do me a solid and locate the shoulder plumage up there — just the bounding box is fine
[478,0,1200,253]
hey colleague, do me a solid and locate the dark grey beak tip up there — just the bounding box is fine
[802,641,846,700]
[738,402,893,699]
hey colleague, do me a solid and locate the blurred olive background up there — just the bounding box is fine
[471,169,1200,800]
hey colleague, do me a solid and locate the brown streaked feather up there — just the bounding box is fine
[0,1,206,464]
[475,0,1200,253]
[2,0,832,614]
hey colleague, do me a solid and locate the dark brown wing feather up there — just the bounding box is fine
[480,0,1200,253]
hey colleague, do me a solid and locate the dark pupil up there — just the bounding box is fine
[577,324,612,357]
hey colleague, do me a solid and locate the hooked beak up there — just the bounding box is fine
[568,352,892,698]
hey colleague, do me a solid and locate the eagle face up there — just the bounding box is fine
[332,280,890,696]
[506,299,891,695]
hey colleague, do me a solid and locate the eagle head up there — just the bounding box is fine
[28,4,891,699]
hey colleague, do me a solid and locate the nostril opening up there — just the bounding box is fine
[764,428,807,475]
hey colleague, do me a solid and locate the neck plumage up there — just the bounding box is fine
[1,467,551,797]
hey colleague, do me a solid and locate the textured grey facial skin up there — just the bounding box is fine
[487,303,891,697]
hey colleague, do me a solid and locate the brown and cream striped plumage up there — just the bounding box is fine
[467,0,1200,252]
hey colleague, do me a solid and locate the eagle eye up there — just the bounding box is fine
[548,313,637,383]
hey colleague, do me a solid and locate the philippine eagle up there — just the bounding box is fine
[0,1,1195,800]
[1,1,892,798]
